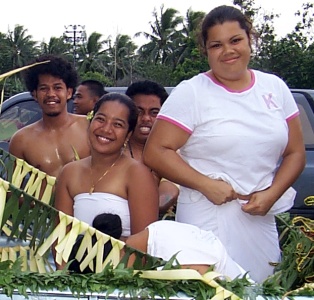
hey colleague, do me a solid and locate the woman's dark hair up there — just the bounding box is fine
[68,213,122,274]
[199,5,256,55]
[92,92,138,133]
[24,54,78,92]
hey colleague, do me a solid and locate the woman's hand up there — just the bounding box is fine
[200,178,238,205]
[240,189,276,216]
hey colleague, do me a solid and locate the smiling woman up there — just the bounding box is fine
[143,5,306,283]
[54,92,159,269]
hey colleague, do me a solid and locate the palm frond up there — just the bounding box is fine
[0,62,48,82]
[0,149,55,204]
[264,213,314,293]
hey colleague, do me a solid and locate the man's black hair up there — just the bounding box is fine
[79,79,108,98]
[24,54,78,92]
[125,80,168,106]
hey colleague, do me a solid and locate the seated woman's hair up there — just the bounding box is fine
[92,213,123,238]
[68,213,122,273]
[92,92,138,133]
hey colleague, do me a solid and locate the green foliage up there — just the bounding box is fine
[135,5,183,66]
[4,25,40,70]
[40,36,71,56]
[79,71,113,87]
[106,34,139,85]
[173,48,208,82]
[0,259,235,299]
[0,2,314,95]
[248,1,314,88]
[76,32,109,74]
[274,215,314,291]
[140,63,178,87]
[0,75,26,100]
[217,276,253,298]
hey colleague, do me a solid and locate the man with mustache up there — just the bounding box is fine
[125,80,179,216]
[9,54,90,178]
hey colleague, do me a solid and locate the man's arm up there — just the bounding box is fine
[158,179,179,214]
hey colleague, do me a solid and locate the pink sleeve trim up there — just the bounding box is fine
[286,111,299,122]
[157,115,193,134]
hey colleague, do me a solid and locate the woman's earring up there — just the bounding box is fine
[123,139,128,149]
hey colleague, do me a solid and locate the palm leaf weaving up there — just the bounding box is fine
[0,148,55,205]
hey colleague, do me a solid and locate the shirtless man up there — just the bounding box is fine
[125,80,179,215]
[73,79,107,115]
[9,55,90,178]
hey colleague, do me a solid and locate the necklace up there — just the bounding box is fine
[89,153,122,194]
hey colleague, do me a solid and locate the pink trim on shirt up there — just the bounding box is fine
[286,111,300,122]
[204,70,255,93]
[157,115,193,134]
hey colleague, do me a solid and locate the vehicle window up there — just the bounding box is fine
[293,92,314,149]
[0,100,41,142]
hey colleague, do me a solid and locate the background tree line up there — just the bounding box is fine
[0,0,313,100]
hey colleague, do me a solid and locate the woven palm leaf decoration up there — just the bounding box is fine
[0,149,242,300]
[0,149,55,205]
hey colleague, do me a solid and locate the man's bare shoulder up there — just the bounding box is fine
[69,113,89,128]
[9,120,44,158]
[10,120,43,141]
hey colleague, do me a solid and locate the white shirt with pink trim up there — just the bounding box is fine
[158,70,298,196]
[157,69,299,282]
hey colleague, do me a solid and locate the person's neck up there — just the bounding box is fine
[208,69,252,91]
[128,139,145,161]
[90,150,123,170]
[41,110,72,130]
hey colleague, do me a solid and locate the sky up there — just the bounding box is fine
[0,0,307,47]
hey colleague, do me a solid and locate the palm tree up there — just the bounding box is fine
[0,26,39,97]
[174,9,205,66]
[5,25,39,70]
[107,34,138,85]
[135,5,183,65]
[40,36,70,56]
[77,32,109,73]
[0,33,11,74]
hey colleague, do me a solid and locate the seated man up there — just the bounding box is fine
[125,80,179,216]
[9,55,90,178]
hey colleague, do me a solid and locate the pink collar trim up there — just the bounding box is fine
[204,70,255,93]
